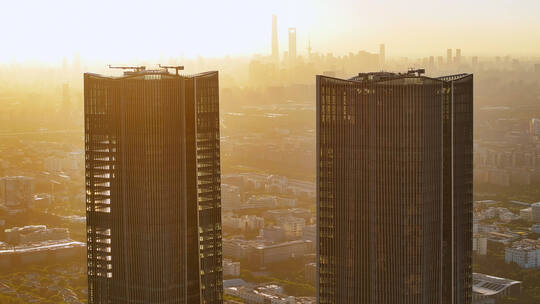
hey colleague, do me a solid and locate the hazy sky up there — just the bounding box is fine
[2,0,540,64]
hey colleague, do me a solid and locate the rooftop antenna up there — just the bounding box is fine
[108,65,146,72]
[159,64,185,75]
[407,68,426,76]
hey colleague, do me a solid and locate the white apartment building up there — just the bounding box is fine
[225,283,295,304]
[223,214,264,232]
[532,202,540,222]
[249,240,309,267]
[277,216,305,238]
[223,259,241,277]
[473,234,488,255]
[520,208,532,221]
[505,239,540,269]
[246,195,277,209]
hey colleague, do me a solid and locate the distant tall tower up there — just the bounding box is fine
[272,15,279,62]
[379,44,385,68]
[288,27,296,65]
[455,49,462,65]
[472,56,478,69]
[85,67,223,303]
[62,83,70,108]
[317,71,473,304]
[447,48,453,65]
[73,52,81,75]
[307,39,312,61]
[62,56,69,74]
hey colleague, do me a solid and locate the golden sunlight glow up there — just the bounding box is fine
[2,0,540,64]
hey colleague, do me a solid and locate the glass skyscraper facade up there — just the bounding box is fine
[84,69,222,303]
[316,72,473,304]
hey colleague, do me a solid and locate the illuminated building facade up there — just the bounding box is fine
[288,27,296,65]
[316,71,473,304]
[84,68,222,303]
[272,14,279,62]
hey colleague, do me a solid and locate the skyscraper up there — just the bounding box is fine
[62,83,71,113]
[438,56,444,67]
[288,27,296,66]
[447,48,453,65]
[316,70,473,304]
[455,49,462,66]
[308,39,312,61]
[379,44,385,68]
[84,67,222,303]
[471,56,478,69]
[272,15,279,62]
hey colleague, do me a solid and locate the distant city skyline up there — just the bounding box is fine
[2,2,540,303]
[2,0,540,63]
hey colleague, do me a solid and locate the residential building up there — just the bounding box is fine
[260,226,286,243]
[249,240,310,268]
[304,263,316,284]
[222,184,241,211]
[265,208,311,221]
[473,234,487,255]
[504,239,540,268]
[245,195,277,209]
[277,216,305,239]
[223,214,264,232]
[0,176,34,209]
[532,202,540,222]
[223,259,241,277]
[520,208,532,221]
[225,283,296,304]
[223,238,254,260]
[276,197,297,208]
[266,175,288,194]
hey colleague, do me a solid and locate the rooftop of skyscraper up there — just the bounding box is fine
[345,69,471,82]
[85,65,217,79]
